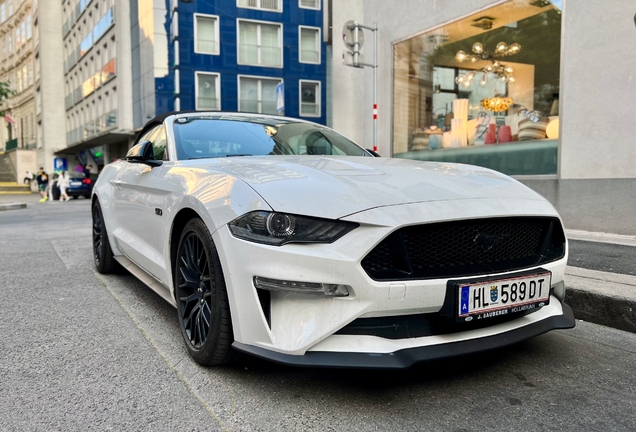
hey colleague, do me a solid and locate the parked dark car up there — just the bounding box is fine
[52,173,94,200]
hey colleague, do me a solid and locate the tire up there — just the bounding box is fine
[174,218,238,366]
[92,200,119,274]
[72,196,78,199]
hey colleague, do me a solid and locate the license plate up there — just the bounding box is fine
[457,271,551,322]
[70,181,81,186]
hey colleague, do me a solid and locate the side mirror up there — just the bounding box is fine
[366,148,381,157]
[126,140,163,167]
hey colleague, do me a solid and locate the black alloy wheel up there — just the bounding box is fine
[92,201,119,274]
[175,218,238,366]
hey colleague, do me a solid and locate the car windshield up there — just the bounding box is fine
[172,116,369,160]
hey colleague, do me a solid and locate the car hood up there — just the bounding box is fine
[196,156,545,219]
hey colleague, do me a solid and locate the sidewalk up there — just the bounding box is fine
[564,229,636,333]
[0,193,42,210]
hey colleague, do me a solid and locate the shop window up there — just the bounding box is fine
[239,76,281,114]
[196,72,220,110]
[299,80,320,117]
[194,14,219,55]
[238,20,282,68]
[392,0,562,176]
[299,26,320,64]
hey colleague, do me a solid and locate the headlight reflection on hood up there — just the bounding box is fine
[229,211,358,246]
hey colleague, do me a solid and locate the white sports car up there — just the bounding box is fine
[92,112,574,369]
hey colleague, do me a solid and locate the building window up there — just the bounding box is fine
[1,3,5,23]
[237,0,282,13]
[194,14,219,55]
[299,0,320,10]
[26,15,31,40]
[7,0,11,16]
[299,26,320,64]
[392,0,562,176]
[195,72,220,110]
[238,20,282,68]
[239,76,281,114]
[299,80,320,117]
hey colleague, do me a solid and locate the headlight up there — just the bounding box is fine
[228,211,358,246]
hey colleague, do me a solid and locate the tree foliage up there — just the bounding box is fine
[0,81,16,116]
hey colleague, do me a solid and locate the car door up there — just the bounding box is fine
[112,126,172,282]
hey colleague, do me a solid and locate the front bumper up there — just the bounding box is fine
[214,197,570,359]
[233,302,575,369]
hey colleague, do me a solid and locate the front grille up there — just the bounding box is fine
[361,217,565,281]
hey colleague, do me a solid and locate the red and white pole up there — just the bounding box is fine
[373,103,378,152]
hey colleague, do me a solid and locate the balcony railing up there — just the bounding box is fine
[66,58,116,110]
[4,138,36,151]
[64,6,114,74]
[66,109,118,145]
[5,139,18,151]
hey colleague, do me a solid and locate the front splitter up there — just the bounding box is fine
[232,303,576,370]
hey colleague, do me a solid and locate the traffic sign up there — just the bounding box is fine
[276,82,284,114]
[53,158,68,172]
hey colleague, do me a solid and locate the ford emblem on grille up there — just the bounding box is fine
[474,232,508,251]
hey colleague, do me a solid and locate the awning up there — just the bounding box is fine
[54,130,135,155]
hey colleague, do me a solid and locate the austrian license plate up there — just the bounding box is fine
[456,271,551,322]
[70,181,81,186]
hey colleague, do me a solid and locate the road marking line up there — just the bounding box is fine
[93,269,237,432]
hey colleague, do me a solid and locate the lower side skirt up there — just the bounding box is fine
[114,255,176,308]
[232,303,575,370]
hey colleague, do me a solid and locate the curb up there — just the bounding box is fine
[565,266,636,334]
[566,229,636,247]
[0,202,27,211]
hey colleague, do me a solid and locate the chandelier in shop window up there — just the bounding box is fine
[454,41,521,88]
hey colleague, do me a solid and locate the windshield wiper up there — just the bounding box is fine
[225,154,253,157]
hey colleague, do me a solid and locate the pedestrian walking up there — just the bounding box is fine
[58,171,70,202]
[83,164,92,180]
[36,167,49,202]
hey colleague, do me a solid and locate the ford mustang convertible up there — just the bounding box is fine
[92,112,574,369]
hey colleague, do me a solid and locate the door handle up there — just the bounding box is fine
[111,178,122,189]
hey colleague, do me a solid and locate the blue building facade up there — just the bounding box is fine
[171,0,327,124]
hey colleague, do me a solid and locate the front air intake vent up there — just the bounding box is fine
[361,217,565,281]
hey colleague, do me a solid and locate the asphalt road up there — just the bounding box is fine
[1,200,635,431]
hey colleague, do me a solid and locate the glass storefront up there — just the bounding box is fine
[392,0,562,175]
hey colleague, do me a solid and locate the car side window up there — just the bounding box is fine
[133,125,168,161]
[137,126,159,146]
[153,128,168,161]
